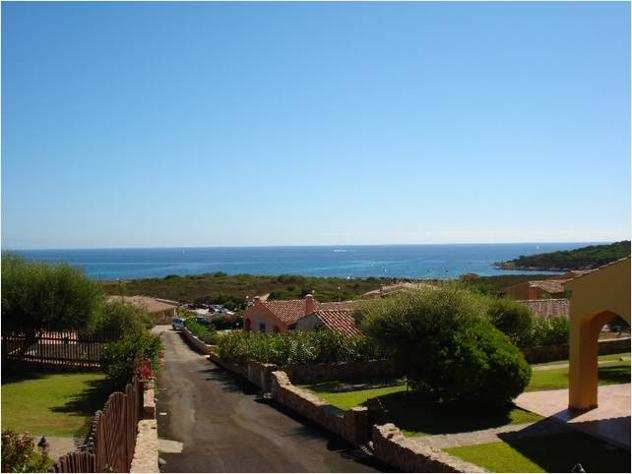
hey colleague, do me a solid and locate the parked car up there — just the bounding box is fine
[195,316,210,326]
[171,317,185,331]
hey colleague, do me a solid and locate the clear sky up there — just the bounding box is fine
[2,2,630,249]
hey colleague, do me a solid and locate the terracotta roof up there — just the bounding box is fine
[312,308,361,337]
[260,299,308,324]
[528,280,567,294]
[106,295,178,313]
[517,298,569,319]
[259,299,360,325]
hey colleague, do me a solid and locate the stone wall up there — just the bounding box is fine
[130,383,159,473]
[180,327,215,355]
[372,424,485,473]
[270,371,370,446]
[523,336,630,364]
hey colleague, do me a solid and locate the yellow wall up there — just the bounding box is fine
[566,257,630,409]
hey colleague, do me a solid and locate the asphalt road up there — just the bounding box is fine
[155,326,385,472]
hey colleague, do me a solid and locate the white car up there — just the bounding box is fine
[171,317,185,331]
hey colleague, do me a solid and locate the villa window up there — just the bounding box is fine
[259,322,266,332]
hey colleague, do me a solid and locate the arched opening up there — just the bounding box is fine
[569,310,619,410]
[244,318,251,331]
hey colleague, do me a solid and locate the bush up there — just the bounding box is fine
[210,313,243,330]
[1,254,103,333]
[185,317,217,345]
[486,298,534,346]
[359,286,531,406]
[101,333,162,387]
[88,301,152,342]
[217,330,382,366]
[524,316,570,347]
[1,430,53,473]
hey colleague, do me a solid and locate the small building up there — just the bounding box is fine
[243,294,360,334]
[106,295,178,324]
[295,306,361,337]
[503,271,591,300]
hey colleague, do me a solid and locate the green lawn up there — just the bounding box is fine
[1,371,111,438]
[306,382,542,436]
[304,380,408,410]
[533,352,630,368]
[446,432,631,473]
[528,354,630,391]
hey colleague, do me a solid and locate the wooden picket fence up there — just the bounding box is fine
[2,330,110,369]
[54,377,144,473]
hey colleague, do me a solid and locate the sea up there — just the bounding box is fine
[8,243,595,281]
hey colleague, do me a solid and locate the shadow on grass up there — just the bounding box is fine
[308,379,404,393]
[50,378,115,439]
[598,365,631,385]
[497,422,631,473]
[377,392,532,436]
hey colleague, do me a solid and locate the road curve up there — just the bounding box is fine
[154,326,384,472]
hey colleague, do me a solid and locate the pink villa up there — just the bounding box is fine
[243,294,360,335]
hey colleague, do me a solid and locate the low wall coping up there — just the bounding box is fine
[143,385,156,420]
[130,419,159,473]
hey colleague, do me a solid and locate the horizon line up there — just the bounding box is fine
[2,240,620,252]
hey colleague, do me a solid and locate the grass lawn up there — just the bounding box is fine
[527,353,630,391]
[305,380,408,410]
[306,381,542,436]
[533,352,630,368]
[445,432,631,473]
[1,371,111,438]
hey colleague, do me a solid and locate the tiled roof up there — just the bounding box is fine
[528,280,566,294]
[260,299,360,325]
[518,298,569,319]
[260,299,308,324]
[313,308,361,337]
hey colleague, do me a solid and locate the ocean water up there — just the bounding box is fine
[9,243,594,281]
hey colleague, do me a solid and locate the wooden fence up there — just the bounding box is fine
[55,377,144,473]
[2,330,109,369]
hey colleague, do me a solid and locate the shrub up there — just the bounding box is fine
[359,286,531,406]
[88,301,152,342]
[217,330,382,366]
[185,317,217,345]
[101,333,162,387]
[1,430,53,473]
[1,254,103,333]
[525,316,570,347]
[486,298,534,346]
[210,313,243,330]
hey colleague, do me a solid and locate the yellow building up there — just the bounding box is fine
[565,257,630,410]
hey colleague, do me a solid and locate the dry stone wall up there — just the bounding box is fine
[372,424,486,473]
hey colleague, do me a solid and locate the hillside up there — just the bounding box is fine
[101,273,396,309]
[100,272,547,308]
[495,241,631,272]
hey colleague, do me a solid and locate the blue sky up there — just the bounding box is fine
[2,2,630,249]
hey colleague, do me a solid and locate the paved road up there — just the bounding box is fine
[155,326,384,472]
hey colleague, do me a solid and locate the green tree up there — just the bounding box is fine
[1,254,103,333]
[359,286,531,407]
[486,298,534,346]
